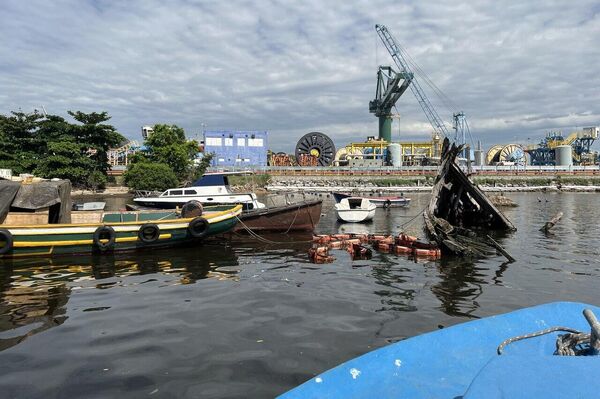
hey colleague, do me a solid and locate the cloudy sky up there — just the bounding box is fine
[1,0,599,151]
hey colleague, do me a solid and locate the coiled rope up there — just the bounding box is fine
[497,327,589,356]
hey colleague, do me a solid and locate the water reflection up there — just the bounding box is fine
[0,245,239,351]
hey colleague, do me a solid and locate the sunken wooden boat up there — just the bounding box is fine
[0,205,242,258]
[424,138,516,258]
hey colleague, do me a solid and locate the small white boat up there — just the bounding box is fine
[72,202,106,211]
[133,171,266,211]
[334,198,376,223]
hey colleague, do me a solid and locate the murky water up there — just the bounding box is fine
[1,192,599,398]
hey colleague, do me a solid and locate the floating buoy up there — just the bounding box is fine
[413,248,442,258]
[394,245,413,255]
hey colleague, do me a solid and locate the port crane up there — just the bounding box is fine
[369,66,413,142]
[375,24,470,148]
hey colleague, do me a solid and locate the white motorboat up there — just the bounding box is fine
[334,198,376,223]
[133,171,266,211]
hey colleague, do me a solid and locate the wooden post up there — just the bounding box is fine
[540,212,563,233]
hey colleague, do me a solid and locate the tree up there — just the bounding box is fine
[0,109,125,188]
[0,111,45,173]
[67,111,125,174]
[124,162,179,192]
[144,124,199,180]
[191,152,214,181]
[35,139,95,184]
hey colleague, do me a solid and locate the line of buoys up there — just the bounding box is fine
[309,246,335,264]
[309,232,442,263]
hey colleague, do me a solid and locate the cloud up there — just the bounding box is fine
[1,0,599,152]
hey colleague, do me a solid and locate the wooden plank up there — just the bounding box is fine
[486,234,515,263]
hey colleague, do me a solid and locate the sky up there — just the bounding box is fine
[1,0,599,152]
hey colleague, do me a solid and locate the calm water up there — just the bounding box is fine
[1,192,599,398]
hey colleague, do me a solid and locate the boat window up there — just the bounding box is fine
[348,198,362,209]
[170,190,183,196]
[184,190,197,195]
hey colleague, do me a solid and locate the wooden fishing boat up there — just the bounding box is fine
[334,198,376,223]
[424,138,515,258]
[279,302,600,399]
[0,205,242,258]
[333,192,411,208]
[235,199,322,232]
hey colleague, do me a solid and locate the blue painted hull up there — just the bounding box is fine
[278,302,600,399]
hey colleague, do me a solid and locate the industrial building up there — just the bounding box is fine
[204,130,268,167]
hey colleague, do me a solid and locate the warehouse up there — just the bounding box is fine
[203,130,268,167]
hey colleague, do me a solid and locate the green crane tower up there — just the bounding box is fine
[368,65,412,142]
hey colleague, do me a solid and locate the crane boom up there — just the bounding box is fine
[375,24,450,137]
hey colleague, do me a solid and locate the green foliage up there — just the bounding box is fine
[126,124,201,188]
[87,170,108,191]
[143,124,199,180]
[124,162,179,192]
[191,153,214,181]
[0,109,125,188]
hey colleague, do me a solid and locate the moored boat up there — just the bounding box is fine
[129,172,323,233]
[278,302,600,399]
[334,198,376,223]
[0,205,242,258]
[133,171,266,211]
[333,192,410,208]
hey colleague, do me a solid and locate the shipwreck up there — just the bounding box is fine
[424,138,516,259]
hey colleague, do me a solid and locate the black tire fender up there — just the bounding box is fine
[93,225,116,251]
[187,217,209,239]
[138,223,160,244]
[0,229,14,255]
[383,199,392,209]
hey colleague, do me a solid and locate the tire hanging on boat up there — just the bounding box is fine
[0,229,13,255]
[138,223,160,244]
[187,217,209,239]
[181,200,203,218]
[383,199,392,209]
[93,225,116,252]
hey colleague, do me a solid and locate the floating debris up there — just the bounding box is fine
[309,233,441,264]
[541,211,563,233]
[487,193,518,207]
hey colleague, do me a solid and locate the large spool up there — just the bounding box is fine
[334,147,363,166]
[486,144,526,165]
[295,132,336,166]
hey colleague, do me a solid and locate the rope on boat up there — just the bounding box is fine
[496,326,586,355]
[283,205,302,234]
[234,216,313,245]
[397,205,428,230]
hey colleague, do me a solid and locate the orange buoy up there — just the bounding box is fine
[413,248,442,258]
[394,245,413,255]
[377,243,392,252]
[332,234,351,240]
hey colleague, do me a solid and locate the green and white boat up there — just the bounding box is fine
[0,205,242,258]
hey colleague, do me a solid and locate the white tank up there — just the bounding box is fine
[474,150,485,166]
[387,143,402,167]
[555,145,572,166]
